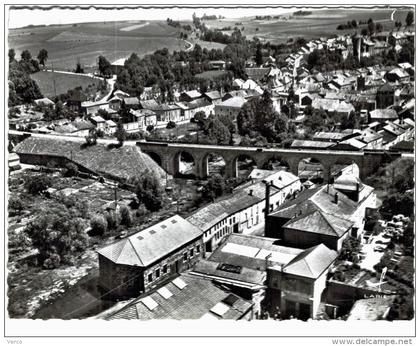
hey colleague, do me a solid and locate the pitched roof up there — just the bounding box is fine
[283,209,353,237]
[370,109,398,120]
[106,273,252,320]
[282,244,337,279]
[97,215,202,267]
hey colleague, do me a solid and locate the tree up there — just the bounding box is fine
[203,174,226,200]
[338,237,362,263]
[21,50,32,61]
[119,205,132,227]
[8,48,15,62]
[24,174,52,195]
[98,55,112,76]
[64,162,78,177]
[204,116,231,145]
[75,61,84,73]
[405,11,414,27]
[368,20,375,35]
[115,121,127,146]
[90,214,108,236]
[8,196,25,215]
[237,91,290,143]
[134,173,163,212]
[25,205,89,269]
[381,192,414,218]
[255,43,263,66]
[85,128,98,146]
[37,49,48,67]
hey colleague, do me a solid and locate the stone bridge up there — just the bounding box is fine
[137,141,400,182]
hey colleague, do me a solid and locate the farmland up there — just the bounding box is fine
[31,71,104,98]
[8,20,186,72]
[203,8,413,43]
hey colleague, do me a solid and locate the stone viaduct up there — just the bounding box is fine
[137,141,400,182]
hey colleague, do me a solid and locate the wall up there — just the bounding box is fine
[98,237,204,299]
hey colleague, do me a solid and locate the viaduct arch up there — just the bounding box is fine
[138,141,400,182]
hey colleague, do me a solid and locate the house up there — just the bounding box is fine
[266,171,378,243]
[66,88,88,112]
[332,138,367,151]
[187,170,302,253]
[155,103,182,124]
[8,153,21,172]
[34,97,54,107]
[111,58,126,74]
[290,140,336,150]
[81,100,109,116]
[129,108,157,130]
[122,97,140,110]
[214,97,247,118]
[376,84,394,109]
[192,233,337,320]
[266,243,338,320]
[176,98,214,121]
[179,90,202,102]
[90,115,106,130]
[97,215,204,299]
[312,132,354,143]
[208,60,226,70]
[203,91,223,105]
[368,109,399,124]
[347,297,394,321]
[53,120,95,137]
[385,68,410,83]
[104,273,254,320]
[379,122,407,149]
[105,119,117,135]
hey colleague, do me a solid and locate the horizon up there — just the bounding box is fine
[7,5,409,29]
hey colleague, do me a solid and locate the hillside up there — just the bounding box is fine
[13,136,167,182]
[8,20,186,72]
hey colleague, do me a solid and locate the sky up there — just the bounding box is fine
[7,5,302,29]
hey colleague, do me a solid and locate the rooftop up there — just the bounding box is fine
[106,273,252,320]
[97,215,202,267]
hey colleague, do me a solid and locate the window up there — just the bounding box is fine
[183,252,188,261]
[148,273,153,283]
[196,245,200,253]
[190,248,194,257]
[163,265,168,274]
[155,268,160,278]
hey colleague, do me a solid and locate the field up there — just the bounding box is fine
[203,7,413,43]
[9,20,186,72]
[31,70,103,98]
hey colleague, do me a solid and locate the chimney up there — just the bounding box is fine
[249,189,253,196]
[299,210,303,215]
[334,193,339,204]
[270,180,274,186]
[264,182,270,219]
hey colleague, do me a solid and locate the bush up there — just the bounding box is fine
[134,173,163,212]
[106,211,120,230]
[64,162,78,177]
[8,196,25,215]
[43,253,61,269]
[90,214,108,236]
[119,205,132,227]
[166,121,176,129]
[146,125,154,132]
[24,174,52,195]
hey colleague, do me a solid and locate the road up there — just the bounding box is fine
[9,130,139,146]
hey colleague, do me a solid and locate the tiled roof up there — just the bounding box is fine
[283,209,353,237]
[370,109,398,120]
[219,96,247,108]
[106,273,252,320]
[97,215,202,266]
[282,244,337,279]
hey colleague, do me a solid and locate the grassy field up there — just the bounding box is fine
[9,20,186,72]
[204,7,413,44]
[31,70,103,98]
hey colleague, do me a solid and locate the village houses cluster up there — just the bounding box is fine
[8,23,414,323]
